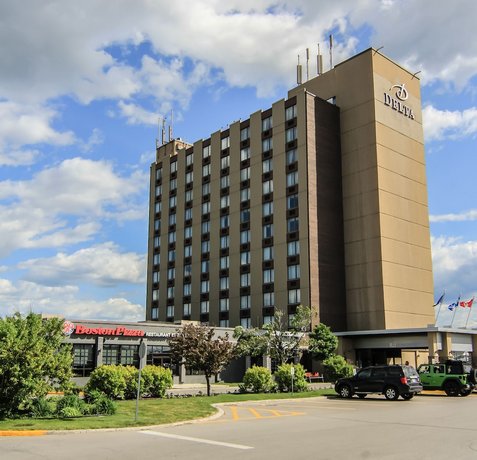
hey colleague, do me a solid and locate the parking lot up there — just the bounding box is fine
[2,394,477,459]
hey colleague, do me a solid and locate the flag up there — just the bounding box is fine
[459,297,474,308]
[448,295,461,311]
[433,292,445,307]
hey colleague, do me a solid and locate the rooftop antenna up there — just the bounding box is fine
[306,47,310,81]
[329,34,333,70]
[161,117,166,145]
[317,43,323,75]
[169,109,173,142]
[296,54,303,85]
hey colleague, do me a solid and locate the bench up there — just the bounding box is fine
[305,372,324,383]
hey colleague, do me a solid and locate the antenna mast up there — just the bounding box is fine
[306,48,310,81]
[296,54,303,85]
[317,43,323,75]
[329,34,333,70]
[169,109,173,142]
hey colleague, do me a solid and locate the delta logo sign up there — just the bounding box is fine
[384,83,415,120]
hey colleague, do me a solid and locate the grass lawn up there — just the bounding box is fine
[0,389,336,431]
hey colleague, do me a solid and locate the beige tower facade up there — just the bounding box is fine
[146,48,434,332]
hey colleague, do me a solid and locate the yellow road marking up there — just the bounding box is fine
[230,406,240,421]
[248,408,264,419]
[0,431,47,437]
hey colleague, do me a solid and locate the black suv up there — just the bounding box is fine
[335,365,423,400]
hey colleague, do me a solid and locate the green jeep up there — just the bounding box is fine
[417,360,476,396]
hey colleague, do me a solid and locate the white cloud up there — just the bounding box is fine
[0,279,143,321]
[423,105,477,142]
[430,209,477,223]
[79,128,104,153]
[19,242,146,287]
[118,101,159,126]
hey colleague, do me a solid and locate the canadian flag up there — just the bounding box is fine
[459,297,475,308]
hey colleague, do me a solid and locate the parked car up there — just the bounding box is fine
[417,360,476,396]
[335,365,422,400]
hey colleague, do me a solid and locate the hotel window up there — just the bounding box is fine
[286,171,299,187]
[288,289,301,305]
[167,286,175,299]
[153,236,160,248]
[263,292,275,307]
[262,116,272,131]
[263,246,274,261]
[240,295,251,309]
[220,255,229,270]
[240,230,250,244]
[201,260,209,273]
[169,196,177,208]
[183,303,191,316]
[220,175,230,188]
[219,299,229,314]
[240,167,250,182]
[186,152,193,167]
[168,231,176,244]
[155,185,162,197]
[156,167,162,181]
[201,220,210,234]
[240,273,250,288]
[154,219,160,232]
[202,164,211,177]
[184,245,192,258]
[240,251,250,265]
[168,249,176,262]
[200,300,209,313]
[169,213,176,226]
[152,289,159,301]
[202,182,210,195]
[220,195,230,209]
[220,277,229,290]
[153,271,159,284]
[286,127,297,142]
[240,147,250,161]
[166,305,174,318]
[185,189,193,202]
[221,155,230,169]
[287,194,299,210]
[262,224,273,238]
[288,264,300,280]
[184,226,192,239]
[167,267,175,280]
[202,145,211,159]
[287,241,300,256]
[184,264,192,277]
[263,268,274,284]
[262,179,273,194]
[262,137,273,152]
[287,217,299,233]
[262,202,273,217]
[221,136,230,150]
[170,178,177,191]
[263,315,273,325]
[220,235,229,249]
[286,104,297,121]
[153,253,160,265]
[183,283,192,296]
[286,149,297,165]
[220,215,230,229]
[186,171,193,184]
[154,201,161,214]
[262,158,273,173]
[240,188,250,202]
[201,240,210,254]
[202,201,210,215]
[201,280,209,294]
[170,161,177,174]
[151,307,159,320]
[240,126,250,141]
[240,209,250,223]
[184,209,192,223]
[219,319,230,327]
[240,317,251,329]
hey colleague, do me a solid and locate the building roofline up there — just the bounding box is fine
[335,325,477,337]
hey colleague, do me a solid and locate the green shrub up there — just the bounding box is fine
[56,394,85,417]
[274,363,308,392]
[141,365,173,397]
[240,366,276,393]
[85,365,127,400]
[57,406,82,418]
[119,366,139,400]
[30,397,57,418]
[84,390,117,415]
[322,355,353,382]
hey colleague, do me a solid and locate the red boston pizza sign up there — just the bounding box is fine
[75,325,145,337]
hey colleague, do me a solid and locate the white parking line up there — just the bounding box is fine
[139,430,253,450]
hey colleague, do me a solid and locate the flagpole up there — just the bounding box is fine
[434,292,445,325]
[449,295,460,328]
[464,297,474,328]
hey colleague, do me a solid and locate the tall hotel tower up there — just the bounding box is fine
[146,48,435,332]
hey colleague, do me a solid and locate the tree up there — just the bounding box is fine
[169,323,236,396]
[308,322,338,361]
[0,312,73,417]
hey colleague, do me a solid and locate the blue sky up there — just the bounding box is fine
[0,0,476,327]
